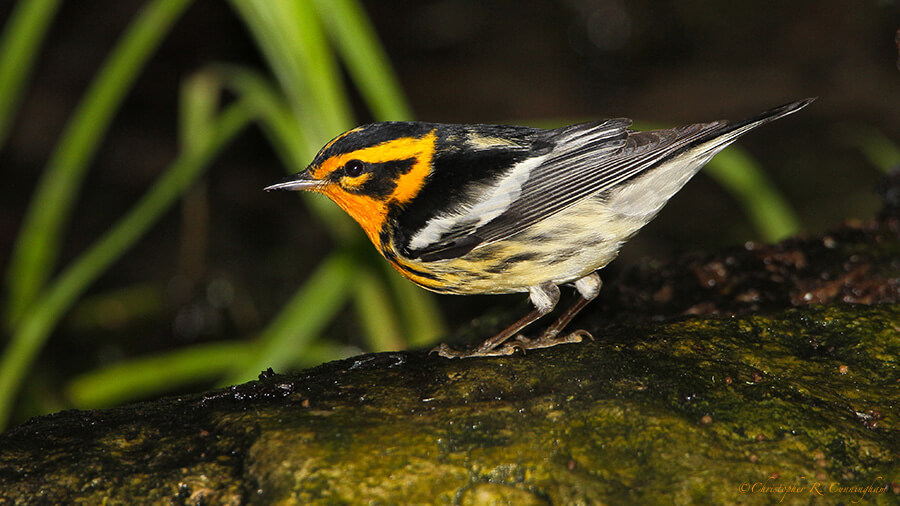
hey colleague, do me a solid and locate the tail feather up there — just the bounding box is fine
[726,97,816,133]
[689,97,816,157]
[606,98,814,222]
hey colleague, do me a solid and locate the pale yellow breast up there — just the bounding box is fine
[401,195,649,295]
[401,149,709,294]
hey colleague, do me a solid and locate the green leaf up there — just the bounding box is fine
[0,97,254,430]
[835,122,900,174]
[383,262,446,347]
[312,0,412,120]
[179,70,222,153]
[0,0,62,151]
[228,0,351,137]
[66,341,252,408]
[224,251,354,384]
[216,64,359,242]
[352,264,406,351]
[5,0,194,327]
[705,147,801,242]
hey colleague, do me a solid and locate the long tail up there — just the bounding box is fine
[605,98,815,222]
[723,97,814,136]
[688,97,816,157]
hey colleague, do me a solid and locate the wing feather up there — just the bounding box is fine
[466,121,726,246]
[410,119,726,261]
[408,99,814,262]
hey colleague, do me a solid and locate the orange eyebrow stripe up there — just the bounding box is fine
[320,130,438,204]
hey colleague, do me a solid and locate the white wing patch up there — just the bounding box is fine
[407,154,549,251]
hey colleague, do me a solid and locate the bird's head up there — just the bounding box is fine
[266,122,439,245]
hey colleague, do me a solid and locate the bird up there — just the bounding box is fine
[266,98,814,358]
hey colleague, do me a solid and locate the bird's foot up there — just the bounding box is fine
[430,342,523,359]
[511,328,593,351]
[430,329,592,359]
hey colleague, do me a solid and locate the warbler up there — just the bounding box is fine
[266,98,814,358]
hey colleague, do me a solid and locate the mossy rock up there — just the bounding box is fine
[1,303,898,504]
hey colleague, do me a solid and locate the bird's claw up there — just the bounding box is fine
[430,342,522,358]
[430,329,592,359]
[512,328,591,350]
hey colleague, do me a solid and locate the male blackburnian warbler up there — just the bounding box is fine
[267,98,814,358]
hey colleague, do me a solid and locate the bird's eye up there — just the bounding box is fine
[344,159,365,177]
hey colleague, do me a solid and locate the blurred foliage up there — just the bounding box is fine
[1,0,889,431]
[835,122,900,174]
[0,0,443,430]
[704,149,801,242]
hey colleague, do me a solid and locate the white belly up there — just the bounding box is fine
[420,196,640,294]
[404,154,705,295]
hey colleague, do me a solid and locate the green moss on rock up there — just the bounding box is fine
[1,304,897,504]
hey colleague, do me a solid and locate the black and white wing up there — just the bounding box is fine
[404,119,722,261]
[405,99,813,261]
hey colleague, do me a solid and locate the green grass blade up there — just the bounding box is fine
[312,0,412,120]
[226,1,362,241]
[0,98,254,430]
[705,147,801,242]
[352,264,405,351]
[290,340,355,368]
[217,64,314,163]
[65,283,164,330]
[228,1,442,358]
[224,251,354,384]
[66,341,252,408]
[5,0,194,327]
[228,0,351,137]
[179,70,221,153]
[313,0,444,345]
[216,64,358,241]
[0,0,62,150]
[382,263,445,347]
[278,0,352,134]
[66,337,351,409]
[835,122,900,174]
[227,1,317,130]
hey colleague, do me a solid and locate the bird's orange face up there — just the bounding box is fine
[267,126,439,250]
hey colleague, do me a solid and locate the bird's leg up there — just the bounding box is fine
[432,282,559,358]
[513,272,601,350]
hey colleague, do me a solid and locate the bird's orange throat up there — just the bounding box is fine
[320,187,388,247]
[318,188,443,289]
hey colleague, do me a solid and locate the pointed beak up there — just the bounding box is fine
[264,170,323,192]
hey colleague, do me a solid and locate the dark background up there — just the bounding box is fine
[1,1,898,409]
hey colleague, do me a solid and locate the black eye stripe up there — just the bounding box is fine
[344,159,365,177]
[337,157,416,198]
